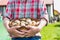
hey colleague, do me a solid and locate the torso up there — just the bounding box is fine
[11,0,40,19]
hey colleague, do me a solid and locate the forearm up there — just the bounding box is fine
[31,19,47,30]
[29,19,47,34]
[38,19,47,30]
[3,17,10,29]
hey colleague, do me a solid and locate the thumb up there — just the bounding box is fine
[12,26,21,29]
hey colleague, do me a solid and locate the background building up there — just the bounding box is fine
[44,0,54,22]
[0,0,8,16]
[0,0,54,22]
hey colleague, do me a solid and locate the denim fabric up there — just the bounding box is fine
[12,36,41,40]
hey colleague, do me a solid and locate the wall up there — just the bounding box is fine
[44,0,53,4]
[0,0,8,6]
[0,0,53,5]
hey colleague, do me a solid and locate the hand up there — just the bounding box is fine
[3,18,25,37]
[7,27,25,37]
[24,26,40,37]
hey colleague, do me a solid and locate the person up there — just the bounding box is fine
[3,0,48,40]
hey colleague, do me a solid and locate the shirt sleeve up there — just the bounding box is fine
[38,0,49,23]
[3,0,13,20]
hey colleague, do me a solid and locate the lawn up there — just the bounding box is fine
[0,20,60,40]
[41,22,60,40]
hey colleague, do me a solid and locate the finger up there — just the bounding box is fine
[25,26,31,29]
[15,26,21,28]
[15,34,25,37]
[11,27,16,29]
[25,34,33,37]
[11,30,25,37]
[15,30,25,35]
[25,34,35,37]
[11,26,21,29]
[13,34,25,37]
[19,35,25,37]
[24,29,31,33]
[8,28,25,37]
[25,35,30,37]
[9,28,25,35]
[24,33,30,37]
[24,32,30,36]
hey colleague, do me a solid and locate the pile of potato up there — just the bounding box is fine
[9,18,40,31]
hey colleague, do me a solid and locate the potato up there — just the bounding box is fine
[26,18,32,25]
[9,18,40,31]
[9,20,20,27]
[20,21,26,26]
[15,20,20,24]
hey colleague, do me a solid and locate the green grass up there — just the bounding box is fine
[0,20,60,40]
[41,22,60,40]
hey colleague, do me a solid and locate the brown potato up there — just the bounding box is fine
[9,20,20,27]
[15,20,20,24]
[20,21,26,26]
[9,18,40,31]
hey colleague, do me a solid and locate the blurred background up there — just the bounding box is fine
[0,0,60,40]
